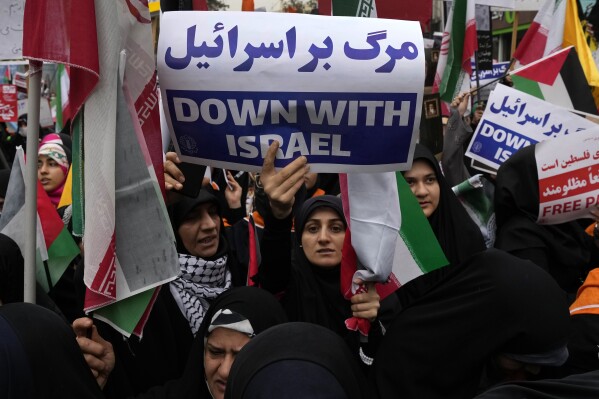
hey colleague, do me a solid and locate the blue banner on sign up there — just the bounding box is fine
[166,90,418,169]
[469,119,537,167]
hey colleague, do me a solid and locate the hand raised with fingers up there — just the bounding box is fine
[73,317,115,389]
[260,141,309,220]
[224,170,243,209]
[164,151,185,192]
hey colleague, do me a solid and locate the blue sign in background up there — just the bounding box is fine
[166,90,418,169]
[469,119,538,168]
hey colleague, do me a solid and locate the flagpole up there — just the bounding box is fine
[23,60,43,304]
[510,11,519,59]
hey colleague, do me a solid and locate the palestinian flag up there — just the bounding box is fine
[0,147,80,292]
[510,46,598,115]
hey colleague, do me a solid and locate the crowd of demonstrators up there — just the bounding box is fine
[5,91,599,399]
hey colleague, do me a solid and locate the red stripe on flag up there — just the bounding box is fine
[513,22,547,64]
[514,48,570,85]
[247,214,259,286]
[462,20,478,74]
[89,233,117,300]
[539,166,598,203]
[132,287,161,337]
[36,181,64,247]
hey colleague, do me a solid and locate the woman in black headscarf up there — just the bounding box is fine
[0,302,104,399]
[256,142,397,365]
[372,249,571,399]
[404,143,486,266]
[135,286,287,399]
[225,322,371,399]
[395,143,487,309]
[94,185,247,398]
[494,144,598,295]
[76,286,287,399]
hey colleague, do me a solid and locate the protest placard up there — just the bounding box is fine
[470,61,510,103]
[536,127,599,224]
[0,0,24,60]
[465,84,596,170]
[157,11,424,172]
[0,84,17,122]
[17,98,53,127]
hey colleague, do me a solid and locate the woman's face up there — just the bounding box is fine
[301,207,345,268]
[177,202,221,258]
[204,328,251,399]
[37,155,66,193]
[404,159,440,218]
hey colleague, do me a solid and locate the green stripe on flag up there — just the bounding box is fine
[72,113,84,237]
[55,64,65,132]
[94,288,157,335]
[439,0,467,103]
[511,75,545,100]
[46,226,80,281]
[332,0,375,17]
[396,172,448,272]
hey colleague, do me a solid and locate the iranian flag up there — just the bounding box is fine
[23,0,178,337]
[510,46,597,115]
[340,172,449,335]
[54,64,71,132]
[513,0,599,108]
[0,148,80,292]
[433,0,477,109]
[512,0,565,65]
[23,0,99,125]
[82,0,179,337]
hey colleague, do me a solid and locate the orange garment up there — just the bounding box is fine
[569,223,599,315]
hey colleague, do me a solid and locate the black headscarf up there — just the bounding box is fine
[373,248,570,399]
[170,188,222,254]
[225,322,371,399]
[0,168,10,198]
[494,144,594,293]
[140,286,287,399]
[284,196,350,337]
[475,370,599,399]
[409,144,486,266]
[0,303,104,399]
[0,233,24,304]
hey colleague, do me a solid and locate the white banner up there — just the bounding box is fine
[0,0,24,60]
[466,84,596,170]
[536,127,599,224]
[158,11,425,172]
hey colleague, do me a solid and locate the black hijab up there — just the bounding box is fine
[170,187,224,256]
[0,168,10,199]
[410,144,486,266]
[0,233,24,304]
[494,144,594,293]
[284,196,350,337]
[140,286,287,399]
[225,322,371,399]
[0,303,104,399]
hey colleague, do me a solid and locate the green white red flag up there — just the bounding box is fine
[433,0,477,112]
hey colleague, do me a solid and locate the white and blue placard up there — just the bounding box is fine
[157,11,424,172]
[466,84,597,171]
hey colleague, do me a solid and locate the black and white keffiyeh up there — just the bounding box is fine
[170,253,232,334]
